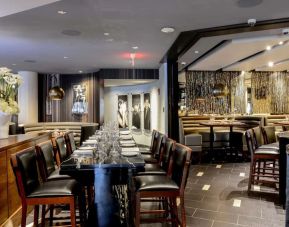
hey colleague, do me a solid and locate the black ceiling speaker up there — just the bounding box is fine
[212,83,229,97]
[48,75,65,100]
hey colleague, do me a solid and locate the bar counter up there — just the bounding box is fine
[0,132,51,225]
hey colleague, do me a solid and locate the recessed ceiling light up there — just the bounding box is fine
[194,50,199,54]
[181,62,186,65]
[268,61,274,67]
[279,41,284,45]
[57,10,67,15]
[61,30,81,36]
[12,63,16,66]
[241,70,245,74]
[266,46,271,51]
[132,46,139,50]
[105,38,114,42]
[78,70,83,73]
[161,27,175,33]
[104,33,110,36]
[63,56,69,59]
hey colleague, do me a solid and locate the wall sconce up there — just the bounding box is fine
[48,74,65,100]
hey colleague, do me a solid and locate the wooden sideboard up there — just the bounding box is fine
[0,132,51,225]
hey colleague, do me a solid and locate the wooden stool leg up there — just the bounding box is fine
[49,205,54,226]
[34,205,39,226]
[41,205,46,227]
[21,203,27,227]
[180,196,186,227]
[70,197,76,227]
[135,192,140,227]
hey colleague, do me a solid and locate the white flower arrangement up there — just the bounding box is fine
[0,67,22,114]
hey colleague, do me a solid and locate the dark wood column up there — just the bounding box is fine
[167,59,179,141]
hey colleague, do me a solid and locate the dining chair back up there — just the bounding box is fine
[55,135,69,166]
[10,147,83,227]
[65,132,77,155]
[159,137,175,172]
[261,126,277,144]
[252,126,264,148]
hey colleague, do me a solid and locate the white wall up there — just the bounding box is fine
[18,71,38,124]
[104,64,168,145]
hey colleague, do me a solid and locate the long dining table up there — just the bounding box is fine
[60,129,145,227]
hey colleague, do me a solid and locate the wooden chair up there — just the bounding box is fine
[133,143,192,227]
[139,129,158,155]
[64,131,77,155]
[138,137,175,175]
[261,126,277,144]
[245,129,279,192]
[55,135,69,166]
[10,147,84,227]
[141,132,165,163]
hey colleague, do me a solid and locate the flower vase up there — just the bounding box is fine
[0,113,11,139]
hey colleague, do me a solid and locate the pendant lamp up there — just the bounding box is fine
[48,74,65,100]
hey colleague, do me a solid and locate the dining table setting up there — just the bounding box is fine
[59,122,145,227]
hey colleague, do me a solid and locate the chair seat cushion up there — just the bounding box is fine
[27,179,78,198]
[255,149,279,155]
[47,169,71,181]
[259,143,279,150]
[134,175,179,191]
[137,164,166,176]
[141,154,158,163]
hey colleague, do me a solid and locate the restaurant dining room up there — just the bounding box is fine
[1,1,289,227]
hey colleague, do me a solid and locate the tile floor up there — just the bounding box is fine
[19,162,285,227]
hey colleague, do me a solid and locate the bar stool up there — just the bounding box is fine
[64,131,77,155]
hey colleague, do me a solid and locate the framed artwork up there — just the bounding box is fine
[72,84,88,115]
[132,94,141,130]
[118,95,128,128]
[143,93,151,130]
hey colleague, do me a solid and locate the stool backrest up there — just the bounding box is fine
[159,137,175,173]
[252,126,264,148]
[150,130,158,151]
[55,135,68,166]
[152,132,165,160]
[64,132,76,155]
[10,147,40,198]
[261,126,276,144]
[245,129,255,156]
[35,140,56,181]
[168,143,192,193]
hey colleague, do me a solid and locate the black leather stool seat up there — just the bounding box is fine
[137,164,166,175]
[47,169,71,181]
[259,142,279,151]
[27,179,79,198]
[134,175,179,191]
[139,147,152,154]
[141,154,158,163]
[255,149,279,155]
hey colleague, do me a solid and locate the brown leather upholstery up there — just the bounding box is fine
[65,131,77,155]
[252,127,264,148]
[80,125,99,145]
[55,136,69,165]
[245,129,279,192]
[36,140,70,181]
[261,126,277,144]
[10,147,84,227]
[133,143,192,227]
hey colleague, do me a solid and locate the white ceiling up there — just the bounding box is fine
[2,0,289,73]
[104,79,156,87]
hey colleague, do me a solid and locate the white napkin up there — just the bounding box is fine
[73,149,94,155]
[120,140,135,144]
[78,146,97,150]
[120,134,132,140]
[120,130,130,135]
[83,140,98,145]
[121,147,140,152]
[89,135,100,140]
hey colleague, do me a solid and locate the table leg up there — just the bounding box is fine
[209,126,214,161]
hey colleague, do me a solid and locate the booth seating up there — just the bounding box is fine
[264,115,287,132]
[22,122,98,146]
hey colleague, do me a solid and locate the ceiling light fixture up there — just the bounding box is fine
[105,38,114,42]
[63,56,69,59]
[132,46,139,50]
[181,62,186,65]
[78,70,83,73]
[12,63,16,66]
[161,27,175,33]
[194,50,199,54]
[266,46,271,51]
[268,61,274,67]
[279,41,284,45]
[57,10,67,15]
[104,33,110,36]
